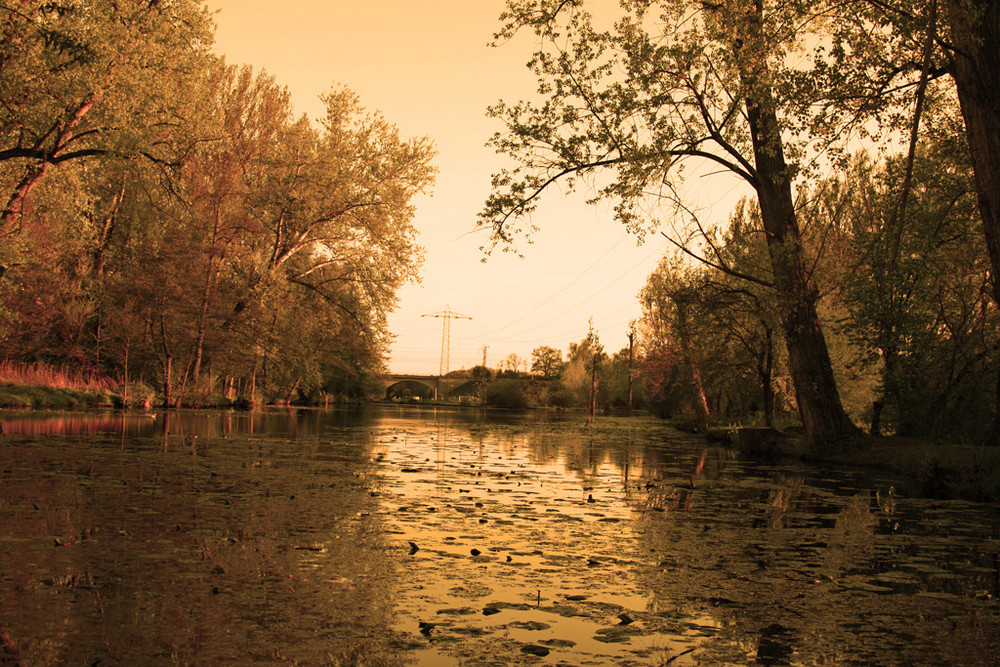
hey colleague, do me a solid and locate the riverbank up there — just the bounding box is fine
[0,362,143,410]
[0,383,118,410]
[821,434,1000,503]
[708,422,1000,503]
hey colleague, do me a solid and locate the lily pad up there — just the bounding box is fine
[508,620,551,631]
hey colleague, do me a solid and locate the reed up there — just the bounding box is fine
[0,360,117,392]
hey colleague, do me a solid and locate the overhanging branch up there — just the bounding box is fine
[660,230,774,289]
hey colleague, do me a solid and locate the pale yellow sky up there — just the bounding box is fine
[206,1,742,374]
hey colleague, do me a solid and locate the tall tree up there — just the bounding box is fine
[941,0,1000,443]
[182,65,292,386]
[584,321,603,422]
[939,1,1000,303]
[640,226,784,426]
[531,345,564,377]
[247,87,433,333]
[831,0,1000,439]
[562,326,606,410]
[696,202,780,425]
[230,86,435,402]
[481,0,860,443]
[814,142,995,440]
[0,3,434,406]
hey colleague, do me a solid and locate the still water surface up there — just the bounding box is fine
[1,406,998,665]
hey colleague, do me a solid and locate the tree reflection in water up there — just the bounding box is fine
[0,407,997,665]
[0,408,400,664]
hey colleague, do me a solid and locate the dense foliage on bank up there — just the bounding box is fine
[0,1,435,407]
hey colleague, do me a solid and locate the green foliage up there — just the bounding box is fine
[0,383,115,409]
[602,348,646,410]
[810,129,998,441]
[0,9,435,407]
[485,378,529,409]
[635,100,1000,442]
[560,325,605,408]
[482,0,884,442]
[470,365,493,380]
[538,381,568,408]
[0,0,215,228]
[479,0,929,247]
[638,221,783,427]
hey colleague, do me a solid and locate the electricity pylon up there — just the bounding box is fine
[422,305,472,376]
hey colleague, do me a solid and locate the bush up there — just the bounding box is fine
[485,379,529,409]
[539,383,568,408]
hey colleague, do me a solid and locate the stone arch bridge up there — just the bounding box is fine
[379,374,477,400]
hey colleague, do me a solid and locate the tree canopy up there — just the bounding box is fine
[0,2,436,406]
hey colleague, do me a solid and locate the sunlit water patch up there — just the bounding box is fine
[1,406,998,665]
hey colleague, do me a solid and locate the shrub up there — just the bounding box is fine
[485,379,529,409]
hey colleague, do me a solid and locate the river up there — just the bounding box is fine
[1,405,997,665]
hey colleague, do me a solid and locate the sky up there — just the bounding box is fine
[205,1,743,375]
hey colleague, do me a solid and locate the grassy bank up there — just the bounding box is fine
[0,361,160,409]
[0,383,118,409]
[0,361,116,409]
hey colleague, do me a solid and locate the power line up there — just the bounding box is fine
[465,240,666,342]
[471,301,642,348]
[470,235,631,337]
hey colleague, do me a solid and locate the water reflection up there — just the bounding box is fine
[1,406,998,665]
[0,407,400,664]
[0,412,158,437]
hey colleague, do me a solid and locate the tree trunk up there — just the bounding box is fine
[871,344,899,436]
[191,259,214,385]
[192,204,227,385]
[627,327,635,410]
[122,341,130,409]
[1,163,48,232]
[2,96,95,233]
[675,297,710,426]
[737,5,858,444]
[91,176,126,280]
[749,113,857,442]
[870,400,884,436]
[158,312,173,408]
[760,326,774,427]
[946,0,1000,444]
[161,355,173,409]
[588,353,598,423]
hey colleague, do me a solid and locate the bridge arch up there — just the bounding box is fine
[384,379,436,400]
[379,374,478,401]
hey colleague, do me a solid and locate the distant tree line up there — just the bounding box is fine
[466,327,645,414]
[0,1,435,406]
